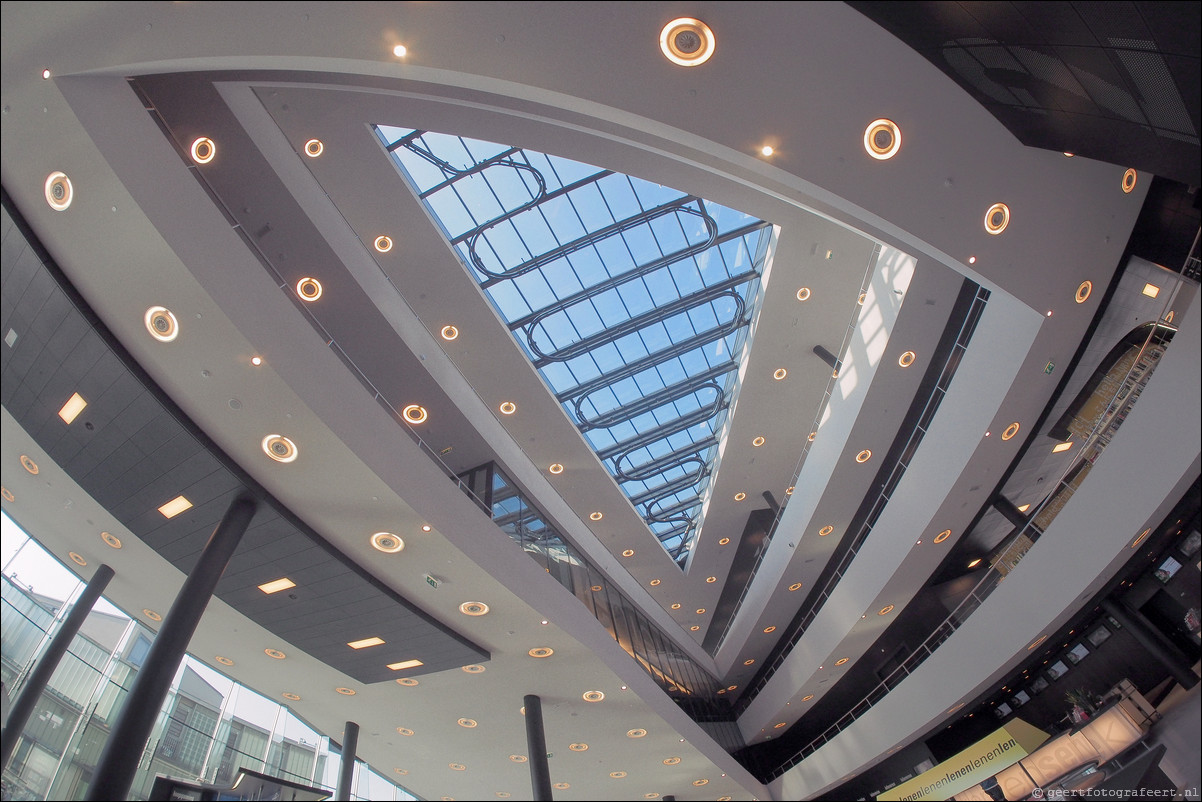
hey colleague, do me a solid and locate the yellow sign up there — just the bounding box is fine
[878,719,1049,801]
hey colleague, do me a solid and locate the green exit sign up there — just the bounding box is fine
[1044,361,1055,374]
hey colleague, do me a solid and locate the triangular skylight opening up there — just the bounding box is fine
[377,126,773,565]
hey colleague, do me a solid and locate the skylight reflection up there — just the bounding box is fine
[377,126,772,563]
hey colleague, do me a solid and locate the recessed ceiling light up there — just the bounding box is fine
[693,779,710,786]
[548,462,564,474]
[396,678,419,686]
[802,694,814,701]
[261,434,298,463]
[718,537,730,545]
[690,625,700,631]
[19,455,38,475]
[592,585,603,592]
[610,771,627,778]
[459,601,489,616]
[622,549,634,557]
[1027,635,1047,650]
[250,356,263,366]
[397,726,415,736]
[144,306,179,342]
[45,172,75,211]
[553,782,570,790]
[158,495,192,518]
[190,137,216,164]
[788,582,802,591]
[1141,283,1160,298]
[857,292,867,305]
[984,202,1010,235]
[395,768,409,775]
[863,119,901,160]
[303,139,323,158]
[374,235,393,253]
[649,578,661,586]
[388,659,425,671]
[856,449,872,463]
[898,351,916,368]
[499,401,516,415]
[658,17,715,66]
[421,524,432,532]
[785,486,794,495]
[1076,281,1092,303]
[401,404,428,424]
[968,255,977,264]
[734,492,746,501]
[818,525,834,536]
[671,603,681,609]
[215,655,234,666]
[933,529,952,544]
[295,277,323,302]
[41,68,51,79]
[763,625,776,633]
[265,648,286,660]
[508,754,528,763]
[696,608,706,615]
[878,605,894,616]
[347,636,385,650]
[65,551,87,568]
[528,647,553,658]
[760,145,774,157]
[835,657,849,665]
[370,532,404,553]
[1,487,12,502]
[1131,528,1151,549]
[752,436,765,447]
[808,431,817,442]
[393,44,408,58]
[458,718,477,728]
[968,557,982,568]
[496,793,511,799]
[744,658,755,666]
[663,757,681,765]
[582,690,605,702]
[1052,441,1073,453]
[590,511,603,521]
[462,664,486,673]
[774,721,787,729]
[441,325,459,340]
[282,692,301,701]
[258,577,296,595]
[706,576,717,583]
[796,287,811,302]
[1122,168,1137,194]
[1001,422,1020,441]
[1017,504,1030,512]
[627,728,647,738]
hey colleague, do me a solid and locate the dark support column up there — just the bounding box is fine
[1101,598,1198,690]
[523,694,553,801]
[761,490,780,514]
[85,494,258,801]
[992,496,1029,528]
[1,564,115,770]
[812,345,840,371]
[334,721,359,801]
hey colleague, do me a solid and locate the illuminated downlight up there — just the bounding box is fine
[304,139,324,157]
[397,727,415,736]
[802,694,814,701]
[295,277,323,302]
[190,137,216,164]
[706,576,717,583]
[20,455,39,475]
[1076,281,1092,303]
[752,436,765,447]
[622,549,635,557]
[627,728,647,738]
[553,783,570,790]
[441,325,459,340]
[671,603,681,609]
[788,582,803,591]
[863,119,901,160]
[649,579,661,586]
[760,145,775,157]
[499,401,516,415]
[458,718,477,728]
[393,44,408,58]
[158,495,192,518]
[1001,422,1021,441]
[548,463,564,474]
[818,525,834,537]
[1027,635,1047,651]
[258,577,296,594]
[1052,442,1073,454]
[459,601,490,616]
[808,431,817,442]
[401,404,428,424]
[835,657,849,666]
[590,511,603,521]
[933,529,952,544]
[462,664,485,673]
[774,368,787,380]
[582,690,605,702]
[610,771,627,778]
[983,202,1010,234]
[1,487,12,502]
[528,647,554,658]
[509,755,528,763]
[374,235,393,253]
[878,604,895,616]
[1122,168,1137,193]
[449,763,466,772]
[396,678,419,686]
[696,608,706,615]
[142,609,161,621]
[1142,283,1161,298]
[265,648,286,659]
[44,171,73,210]
[663,757,681,765]
[144,306,179,342]
[371,532,404,553]
[388,659,424,671]
[718,537,730,545]
[335,687,356,696]
[744,659,755,666]
[898,350,916,367]
[693,779,710,787]
[1131,528,1151,548]
[856,449,872,463]
[774,722,787,729]
[659,17,716,66]
[347,636,385,650]
[282,692,301,701]
[734,492,746,501]
[796,287,811,302]
[68,552,87,567]
[261,434,298,463]
[215,656,234,666]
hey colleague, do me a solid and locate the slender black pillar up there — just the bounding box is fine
[85,494,258,801]
[1,564,114,770]
[812,345,840,371]
[992,496,1029,528]
[523,694,553,801]
[1101,598,1198,690]
[334,721,359,801]
[761,490,780,514]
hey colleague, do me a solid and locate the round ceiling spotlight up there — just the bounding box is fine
[335,687,356,696]
[44,171,73,211]
[527,647,554,658]
[774,721,787,729]
[835,657,849,666]
[898,350,916,367]
[663,757,681,765]
[101,531,122,549]
[190,137,216,164]
[706,576,717,583]
[261,434,298,463]
[397,727,415,736]
[509,754,528,763]
[374,235,393,253]
[671,603,681,609]
[396,677,419,686]
[983,202,1010,235]
[215,655,235,666]
[1076,281,1092,304]
[448,763,466,772]
[553,783,570,790]
[734,492,746,501]
[21,455,39,475]
[693,779,710,787]
[401,404,428,424]
[796,287,812,302]
[695,608,706,615]
[801,694,814,702]
[371,532,404,553]
[582,690,605,702]
[282,692,301,701]
[863,119,901,160]
[649,578,661,586]
[878,604,895,616]
[144,306,179,342]
[457,718,477,728]
[589,511,603,521]
[499,401,516,415]
[1001,422,1021,441]
[818,525,834,537]
[1027,635,1048,651]
[303,139,324,158]
[752,436,766,447]
[459,601,490,616]
[622,549,634,557]
[68,552,88,567]
[744,658,755,666]
[462,664,486,674]
[788,582,802,591]
[295,277,323,302]
[1,487,12,502]
[785,486,794,495]
[265,648,286,660]
[1131,528,1151,549]
[773,368,788,380]
[856,449,872,463]
[548,463,564,475]
[1122,168,1137,194]
[718,537,730,545]
[808,431,817,442]
[441,325,459,341]
[659,18,716,66]
[763,625,776,633]
[933,529,952,544]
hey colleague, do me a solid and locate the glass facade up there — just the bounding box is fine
[380,126,774,564]
[0,514,417,801]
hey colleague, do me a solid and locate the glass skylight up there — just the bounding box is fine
[377,126,772,564]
